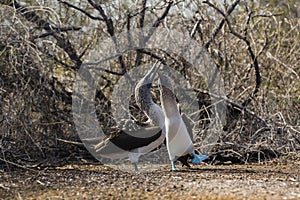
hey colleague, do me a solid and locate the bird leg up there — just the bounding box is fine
[133,162,139,172]
[171,160,177,171]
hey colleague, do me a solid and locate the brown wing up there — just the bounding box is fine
[95,126,162,155]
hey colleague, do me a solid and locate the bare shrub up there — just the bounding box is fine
[0,0,299,170]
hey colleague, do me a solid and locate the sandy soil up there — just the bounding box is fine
[1,154,299,200]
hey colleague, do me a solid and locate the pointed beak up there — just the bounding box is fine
[157,72,173,92]
[148,61,160,83]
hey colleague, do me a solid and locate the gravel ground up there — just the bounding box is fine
[1,154,299,200]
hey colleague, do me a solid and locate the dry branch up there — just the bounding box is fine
[32,26,81,39]
[204,0,241,50]
[58,0,104,21]
[9,1,83,69]
[87,0,126,74]
[203,0,261,107]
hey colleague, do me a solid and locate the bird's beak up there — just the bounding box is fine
[148,61,160,82]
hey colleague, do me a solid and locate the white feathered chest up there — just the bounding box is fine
[165,114,194,160]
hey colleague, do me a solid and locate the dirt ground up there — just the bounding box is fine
[1,153,299,200]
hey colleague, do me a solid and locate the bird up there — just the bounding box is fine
[135,62,198,168]
[94,63,165,172]
[95,63,204,171]
[158,72,208,170]
[135,61,165,129]
[94,124,163,171]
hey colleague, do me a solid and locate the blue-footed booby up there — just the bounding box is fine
[135,62,165,133]
[158,72,208,170]
[94,63,164,172]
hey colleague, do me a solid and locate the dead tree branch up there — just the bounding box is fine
[133,1,173,67]
[9,0,82,69]
[32,26,81,39]
[203,0,240,50]
[58,0,104,21]
[87,0,126,74]
[145,1,173,41]
[134,0,148,67]
[204,0,261,107]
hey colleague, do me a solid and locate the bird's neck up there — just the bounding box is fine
[161,90,181,119]
[148,103,165,129]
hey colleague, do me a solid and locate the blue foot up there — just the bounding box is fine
[171,161,177,171]
[192,151,208,164]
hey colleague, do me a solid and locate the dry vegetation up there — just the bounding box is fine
[0,0,299,176]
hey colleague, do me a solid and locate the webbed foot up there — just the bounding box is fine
[192,151,208,164]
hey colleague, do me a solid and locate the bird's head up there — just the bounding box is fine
[140,61,160,87]
[135,61,161,111]
[158,72,174,93]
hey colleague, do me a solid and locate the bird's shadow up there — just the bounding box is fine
[167,167,289,175]
[175,167,256,173]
